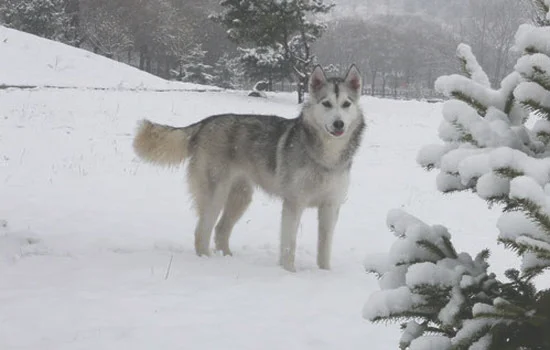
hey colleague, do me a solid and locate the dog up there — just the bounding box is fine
[133,64,365,272]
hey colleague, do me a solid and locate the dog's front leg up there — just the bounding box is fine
[317,203,340,270]
[279,200,304,272]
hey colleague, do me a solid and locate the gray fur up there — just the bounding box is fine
[133,64,365,272]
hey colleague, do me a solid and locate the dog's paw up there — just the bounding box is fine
[317,258,331,270]
[195,249,212,257]
[280,260,296,272]
[222,249,233,257]
[283,264,296,272]
[214,244,233,257]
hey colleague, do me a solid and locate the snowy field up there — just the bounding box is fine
[0,27,513,349]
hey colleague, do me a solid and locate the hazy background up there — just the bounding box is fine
[0,0,535,99]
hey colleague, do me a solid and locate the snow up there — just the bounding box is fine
[476,172,510,199]
[515,53,550,82]
[400,321,425,348]
[515,23,550,55]
[516,236,550,252]
[469,334,492,350]
[0,27,522,349]
[497,211,545,242]
[521,252,550,272]
[438,286,464,326]
[457,44,490,88]
[406,262,458,288]
[452,319,495,347]
[435,74,500,111]
[532,119,550,135]
[363,287,424,321]
[409,336,451,350]
[514,81,550,112]
[0,25,217,91]
[509,175,547,207]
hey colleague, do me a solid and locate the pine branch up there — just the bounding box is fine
[523,264,550,279]
[486,195,510,208]
[425,326,452,335]
[519,98,550,120]
[442,236,459,259]
[423,163,436,171]
[531,0,550,27]
[452,323,493,350]
[504,90,515,115]
[396,258,434,266]
[501,268,539,304]
[450,91,488,117]
[365,268,383,279]
[494,167,524,179]
[533,0,550,15]
[525,46,539,55]
[498,237,525,255]
[451,120,481,147]
[459,56,471,79]
[504,198,550,235]
[476,248,491,262]
[412,284,453,303]
[530,65,550,92]
[474,311,520,321]
[416,239,449,259]
[369,311,435,325]
[536,131,550,145]
[515,239,550,259]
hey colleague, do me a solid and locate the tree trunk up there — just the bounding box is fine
[297,76,307,104]
[164,56,171,79]
[371,71,377,96]
[139,46,146,71]
[146,56,152,73]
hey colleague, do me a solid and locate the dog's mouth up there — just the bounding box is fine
[325,126,345,137]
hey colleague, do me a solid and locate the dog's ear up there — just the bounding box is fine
[344,64,362,93]
[309,65,327,93]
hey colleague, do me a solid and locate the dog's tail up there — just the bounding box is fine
[133,119,192,167]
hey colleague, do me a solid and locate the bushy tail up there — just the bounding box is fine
[133,119,190,166]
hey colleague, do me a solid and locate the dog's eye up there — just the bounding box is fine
[342,101,351,108]
[322,101,332,108]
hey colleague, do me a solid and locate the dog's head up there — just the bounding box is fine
[303,64,363,138]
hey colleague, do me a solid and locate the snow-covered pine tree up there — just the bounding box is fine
[238,45,286,91]
[211,0,334,103]
[180,45,214,86]
[0,0,77,44]
[212,53,244,90]
[364,4,550,349]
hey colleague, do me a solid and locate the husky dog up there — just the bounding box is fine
[133,65,365,272]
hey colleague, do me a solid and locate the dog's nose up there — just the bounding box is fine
[333,120,344,130]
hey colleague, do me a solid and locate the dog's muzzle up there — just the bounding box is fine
[327,120,345,137]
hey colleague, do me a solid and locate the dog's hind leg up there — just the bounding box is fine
[193,184,230,257]
[317,203,340,270]
[279,200,305,272]
[188,161,232,257]
[214,178,253,256]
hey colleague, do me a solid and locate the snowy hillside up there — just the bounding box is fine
[0,25,217,90]
[0,28,510,349]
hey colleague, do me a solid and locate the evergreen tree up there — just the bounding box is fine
[365,3,550,349]
[0,0,76,44]
[180,45,214,86]
[238,45,286,91]
[212,53,244,90]
[211,0,334,103]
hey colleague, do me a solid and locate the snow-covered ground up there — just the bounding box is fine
[1,27,511,349]
[0,25,217,91]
